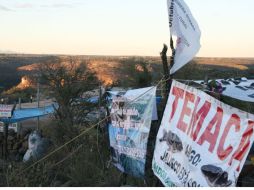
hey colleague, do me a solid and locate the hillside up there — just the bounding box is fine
[1,54,254,92]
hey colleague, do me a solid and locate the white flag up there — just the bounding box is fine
[168,0,201,74]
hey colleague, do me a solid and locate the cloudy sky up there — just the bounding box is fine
[0,0,254,57]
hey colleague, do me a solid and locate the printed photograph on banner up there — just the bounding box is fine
[108,87,156,178]
[152,80,254,187]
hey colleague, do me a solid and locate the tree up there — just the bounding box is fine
[118,57,153,88]
[37,57,99,140]
[134,60,153,88]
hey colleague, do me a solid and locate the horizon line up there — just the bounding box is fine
[1,52,254,59]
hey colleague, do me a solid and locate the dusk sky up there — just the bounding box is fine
[0,0,253,57]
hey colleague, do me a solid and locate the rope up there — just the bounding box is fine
[17,116,109,176]
[16,76,170,176]
[51,144,83,168]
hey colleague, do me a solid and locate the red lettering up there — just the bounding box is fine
[187,99,211,141]
[217,114,241,160]
[170,86,184,121]
[177,91,195,133]
[197,107,223,153]
[229,120,254,172]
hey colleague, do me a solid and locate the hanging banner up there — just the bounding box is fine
[0,104,13,118]
[107,90,158,121]
[109,87,156,178]
[152,80,254,187]
[168,0,201,74]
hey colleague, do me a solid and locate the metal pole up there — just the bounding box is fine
[99,85,102,111]
[37,82,40,108]
[37,82,40,130]
[18,97,21,109]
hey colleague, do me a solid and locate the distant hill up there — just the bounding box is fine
[0,54,54,91]
[0,54,254,92]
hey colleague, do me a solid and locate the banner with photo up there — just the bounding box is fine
[109,87,156,178]
[152,80,254,187]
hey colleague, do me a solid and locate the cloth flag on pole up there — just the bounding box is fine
[152,80,254,187]
[168,0,201,74]
[108,87,156,178]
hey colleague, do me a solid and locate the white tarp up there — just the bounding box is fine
[168,0,201,74]
[152,80,254,187]
[194,79,254,103]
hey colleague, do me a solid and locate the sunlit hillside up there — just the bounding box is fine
[1,54,254,92]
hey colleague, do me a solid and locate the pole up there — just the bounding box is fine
[169,35,175,88]
[37,82,40,108]
[3,122,8,160]
[161,44,170,92]
[37,82,40,130]
[156,41,175,187]
[170,35,176,68]
[18,97,21,109]
[99,85,102,112]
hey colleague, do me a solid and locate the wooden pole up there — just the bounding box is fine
[155,40,175,187]
[160,44,170,98]
[3,122,8,159]
[160,37,175,95]
[170,36,175,68]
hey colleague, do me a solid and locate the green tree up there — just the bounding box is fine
[37,57,99,141]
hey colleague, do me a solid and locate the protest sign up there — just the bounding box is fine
[153,80,254,187]
[109,87,156,178]
[0,104,13,118]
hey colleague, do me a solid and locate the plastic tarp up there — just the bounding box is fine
[0,104,56,123]
[195,79,254,102]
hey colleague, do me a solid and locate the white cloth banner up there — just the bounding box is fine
[152,80,254,187]
[109,87,157,177]
[168,0,201,74]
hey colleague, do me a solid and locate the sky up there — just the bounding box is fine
[0,0,254,57]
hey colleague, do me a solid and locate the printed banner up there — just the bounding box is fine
[109,87,156,178]
[152,80,254,187]
[0,104,13,118]
[167,0,201,74]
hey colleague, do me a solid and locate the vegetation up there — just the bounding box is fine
[36,57,100,143]
[0,55,253,186]
[116,57,153,88]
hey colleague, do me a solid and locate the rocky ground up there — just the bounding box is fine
[0,128,31,162]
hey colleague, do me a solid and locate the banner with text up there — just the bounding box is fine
[0,104,13,118]
[109,87,156,178]
[167,0,201,74]
[152,80,254,187]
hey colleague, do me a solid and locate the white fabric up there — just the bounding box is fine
[168,0,201,74]
[153,80,254,187]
